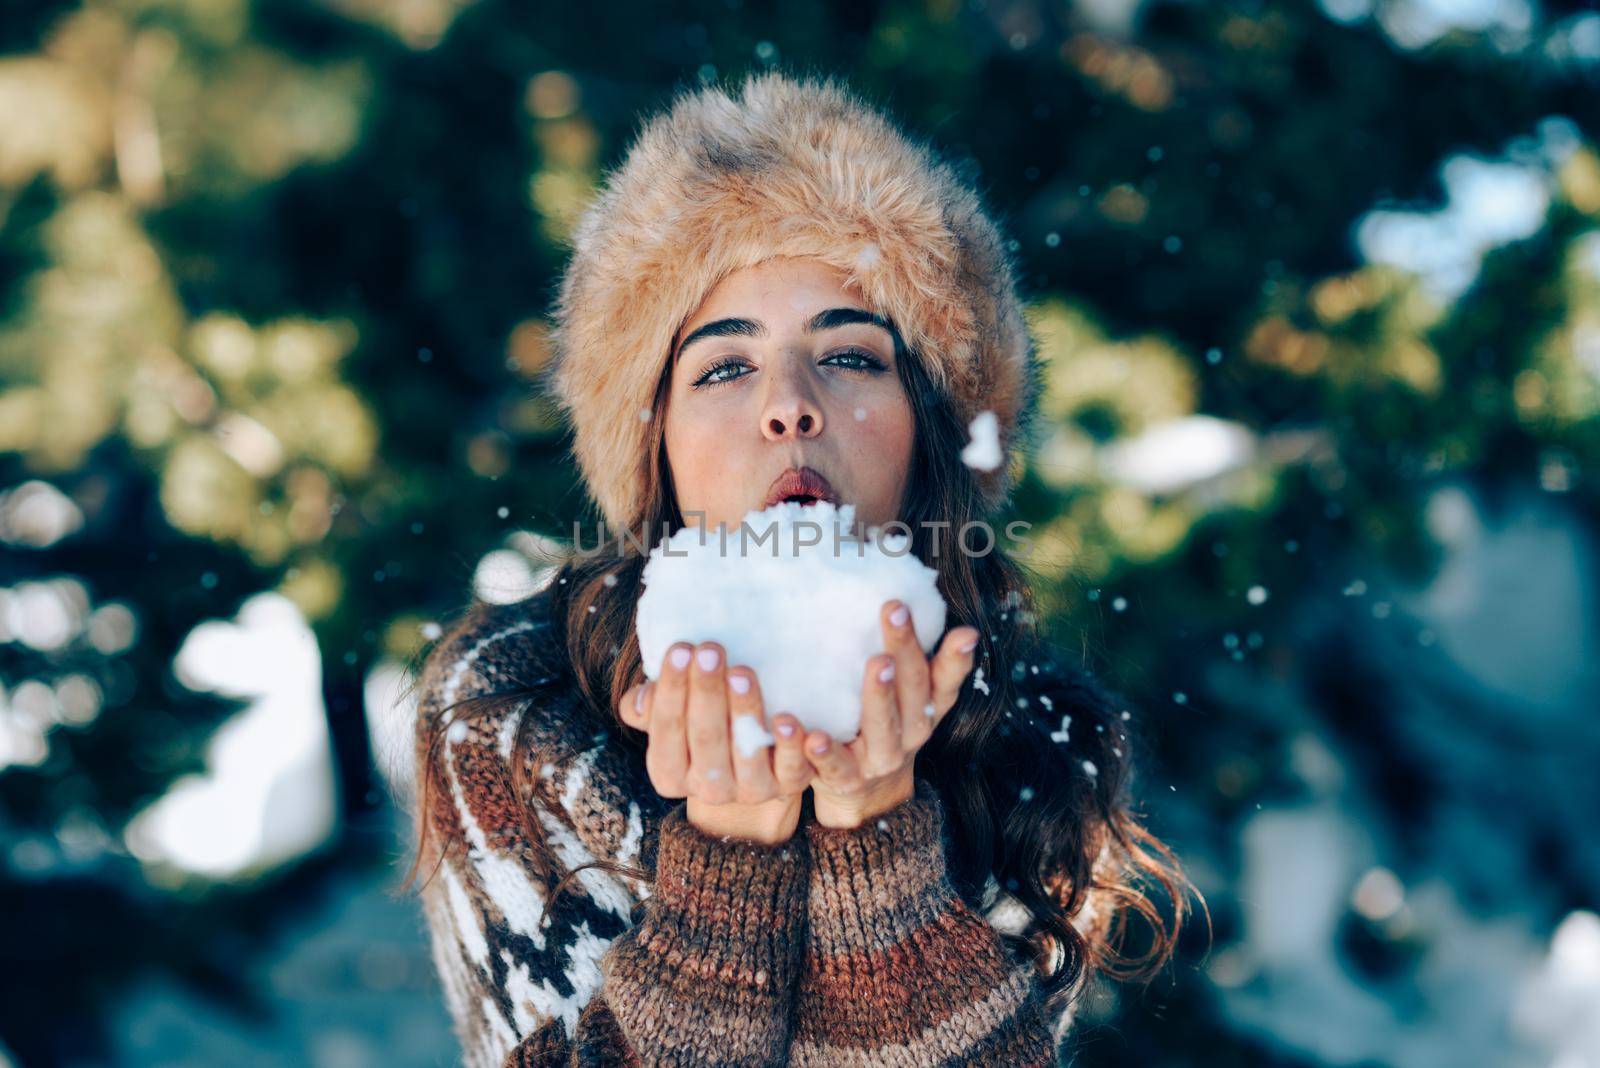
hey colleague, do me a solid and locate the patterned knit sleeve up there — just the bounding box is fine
[597,802,809,1066]
[789,777,1062,1068]
[411,597,809,1067]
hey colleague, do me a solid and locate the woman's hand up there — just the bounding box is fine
[618,641,815,845]
[803,602,980,829]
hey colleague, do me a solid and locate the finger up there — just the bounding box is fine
[770,713,812,797]
[618,680,651,730]
[726,666,778,803]
[858,653,903,779]
[686,642,735,804]
[882,599,932,748]
[647,644,692,798]
[922,626,981,742]
[805,729,865,796]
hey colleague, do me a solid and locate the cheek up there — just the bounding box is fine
[665,399,762,520]
[845,398,916,471]
[668,410,723,456]
[847,396,912,438]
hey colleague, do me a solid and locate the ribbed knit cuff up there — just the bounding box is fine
[802,777,956,952]
[599,802,807,1066]
[646,802,809,959]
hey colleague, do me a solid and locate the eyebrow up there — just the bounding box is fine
[674,307,895,361]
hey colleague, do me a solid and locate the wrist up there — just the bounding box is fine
[686,794,802,844]
[811,766,916,828]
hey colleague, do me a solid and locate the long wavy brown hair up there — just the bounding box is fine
[401,323,1199,1021]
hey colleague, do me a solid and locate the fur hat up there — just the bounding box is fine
[539,69,1043,529]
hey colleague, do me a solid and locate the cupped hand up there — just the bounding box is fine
[802,602,980,828]
[618,641,815,844]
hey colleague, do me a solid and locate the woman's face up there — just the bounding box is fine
[664,256,915,534]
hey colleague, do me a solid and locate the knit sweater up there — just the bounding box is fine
[410,586,1112,1067]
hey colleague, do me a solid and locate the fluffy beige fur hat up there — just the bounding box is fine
[539,69,1042,528]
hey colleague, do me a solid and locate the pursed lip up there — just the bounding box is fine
[763,465,841,508]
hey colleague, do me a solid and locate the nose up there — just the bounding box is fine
[758,362,823,441]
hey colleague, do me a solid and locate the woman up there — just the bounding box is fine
[403,70,1189,1066]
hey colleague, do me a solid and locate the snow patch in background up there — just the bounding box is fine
[1317,0,1536,52]
[0,480,84,549]
[1355,118,1578,303]
[1097,413,1256,495]
[1212,478,1600,1068]
[124,593,337,881]
[364,657,417,811]
[1513,910,1600,1067]
[1221,802,1552,1066]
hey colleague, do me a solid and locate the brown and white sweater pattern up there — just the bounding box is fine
[411,590,1111,1067]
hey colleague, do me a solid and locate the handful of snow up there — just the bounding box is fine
[635,500,947,747]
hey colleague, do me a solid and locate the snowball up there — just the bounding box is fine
[961,410,1003,472]
[731,714,776,758]
[635,501,947,741]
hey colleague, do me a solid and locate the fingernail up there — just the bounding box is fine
[959,631,979,653]
[810,737,830,755]
[776,721,796,738]
[728,673,750,694]
[878,661,895,683]
[889,604,909,627]
[695,647,720,671]
[669,646,691,670]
